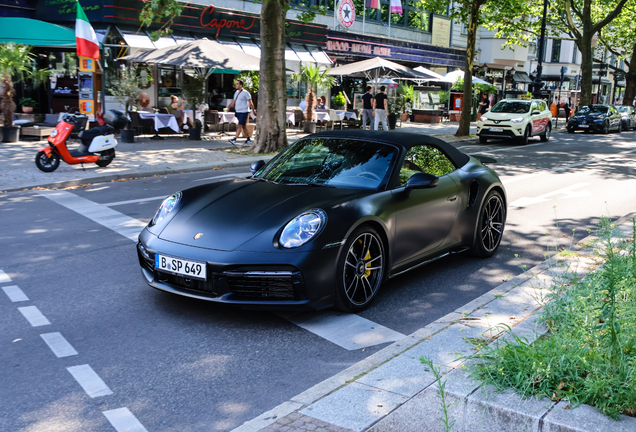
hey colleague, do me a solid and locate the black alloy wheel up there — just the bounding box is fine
[518,126,530,145]
[35,151,60,172]
[540,122,551,142]
[616,121,622,133]
[336,226,385,312]
[470,190,505,258]
[623,120,629,131]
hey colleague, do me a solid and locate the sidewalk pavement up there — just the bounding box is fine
[0,121,477,193]
[235,212,636,432]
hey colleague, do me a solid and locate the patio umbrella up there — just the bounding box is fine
[443,70,490,85]
[327,57,435,81]
[414,66,446,81]
[119,38,260,75]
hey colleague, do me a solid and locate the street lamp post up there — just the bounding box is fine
[531,0,549,99]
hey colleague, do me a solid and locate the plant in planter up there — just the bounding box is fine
[291,65,335,133]
[1,43,49,143]
[19,97,37,114]
[108,64,152,142]
[397,83,414,122]
[181,71,207,139]
[387,96,405,129]
[333,92,346,110]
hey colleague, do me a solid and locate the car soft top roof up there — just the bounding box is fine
[309,130,470,168]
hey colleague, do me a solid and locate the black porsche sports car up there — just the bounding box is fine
[137,131,507,312]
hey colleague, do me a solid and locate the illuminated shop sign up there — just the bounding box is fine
[326,40,391,56]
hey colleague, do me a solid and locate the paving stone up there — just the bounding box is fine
[300,382,408,431]
[464,386,555,432]
[403,323,485,369]
[356,354,437,397]
[542,402,636,432]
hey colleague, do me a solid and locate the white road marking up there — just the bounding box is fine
[38,190,147,241]
[18,306,51,327]
[509,183,591,208]
[40,332,78,358]
[67,364,113,398]
[103,408,148,432]
[103,195,168,207]
[2,285,29,302]
[282,310,406,351]
[0,269,12,284]
[194,172,250,181]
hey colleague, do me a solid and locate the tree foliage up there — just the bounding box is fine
[291,64,336,124]
[139,0,184,42]
[108,64,148,112]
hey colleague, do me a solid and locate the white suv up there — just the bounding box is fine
[477,99,552,144]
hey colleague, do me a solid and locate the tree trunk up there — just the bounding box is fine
[623,41,636,106]
[578,35,594,106]
[456,1,480,137]
[253,0,289,153]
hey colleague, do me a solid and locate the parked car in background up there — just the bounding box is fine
[476,99,552,145]
[616,106,636,131]
[567,105,622,134]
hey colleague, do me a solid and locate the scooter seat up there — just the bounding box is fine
[80,125,113,147]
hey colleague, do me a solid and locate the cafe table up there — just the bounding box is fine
[138,112,180,140]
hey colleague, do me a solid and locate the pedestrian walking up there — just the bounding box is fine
[227,79,256,146]
[564,98,571,122]
[374,86,389,131]
[478,94,489,115]
[361,86,375,130]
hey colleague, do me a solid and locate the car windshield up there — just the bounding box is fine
[254,138,397,190]
[617,107,630,113]
[578,105,608,115]
[490,101,531,114]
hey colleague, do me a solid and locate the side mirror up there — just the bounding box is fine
[250,160,265,176]
[406,172,439,190]
[532,110,541,115]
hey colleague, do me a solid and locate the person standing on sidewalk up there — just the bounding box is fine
[227,79,256,146]
[361,86,375,130]
[373,86,389,131]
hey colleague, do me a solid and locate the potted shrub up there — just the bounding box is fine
[387,96,405,130]
[397,83,414,122]
[108,64,153,143]
[1,44,49,143]
[292,65,335,133]
[181,71,207,140]
[333,92,346,110]
[19,97,37,114]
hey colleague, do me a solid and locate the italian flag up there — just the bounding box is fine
[75,0,99,59]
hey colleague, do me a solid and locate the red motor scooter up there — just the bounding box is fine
[35,110,127,172]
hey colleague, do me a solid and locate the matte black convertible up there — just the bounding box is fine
[137,131,507,312]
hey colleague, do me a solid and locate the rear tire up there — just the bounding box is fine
[540,122,551,142]
[35,151,60,172]
[96,150,115,167]
[469,190,506,258]
[335,225,386,312]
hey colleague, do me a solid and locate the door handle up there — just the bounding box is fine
[447,195,457,202]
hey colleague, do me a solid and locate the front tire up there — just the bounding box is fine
[35,151,60,172]
[335,226,386,312]
[470,190,506,258]
[603,121,610,134]
[479,135,488,144]
[518,126,530,145]
[540,122,551,142]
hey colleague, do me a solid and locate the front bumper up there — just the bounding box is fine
[137,228,339,310]
[567,120,604,132]
[476,122,526,139]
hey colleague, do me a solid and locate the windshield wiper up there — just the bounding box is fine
[253,177,279,184]
[285,182,336,188]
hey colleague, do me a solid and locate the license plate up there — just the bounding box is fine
[489,127,503,132]
[155,254,206,280]
[579,124,589,128]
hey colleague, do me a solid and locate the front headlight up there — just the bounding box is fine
[510,117,524,124]
[479,116,488,122]
[279,209,327,249]
[150,192,182,226]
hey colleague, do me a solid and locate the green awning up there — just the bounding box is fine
[212,69,241,74]
[0,18,76,48]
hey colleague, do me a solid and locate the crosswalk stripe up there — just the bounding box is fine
[2,285,29,302]
[41,332,78,358]
[0,269,12,284]
[103,408,148,432]
[18,306,51,327]
[67,364,113,398]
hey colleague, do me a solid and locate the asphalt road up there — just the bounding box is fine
[1,129,636,432]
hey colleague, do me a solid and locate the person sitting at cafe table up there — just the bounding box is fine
[316,96,326,110]
[168,95,192,131]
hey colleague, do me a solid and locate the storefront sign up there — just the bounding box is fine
[431,16,450,48]
[337,0,355,28]
[200,6,256,38]
[326,40,391,56]
[485,71,503,78]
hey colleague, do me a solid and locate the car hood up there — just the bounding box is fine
[481,112,529,121]
[571,114,605,120]
[157,178,368,251]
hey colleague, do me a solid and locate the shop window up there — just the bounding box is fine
[407,9,429,31]
[551,39,561,63]
[159,67,179,96]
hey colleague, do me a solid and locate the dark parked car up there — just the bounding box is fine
[137,131,507,312]
[617,105,636,131]
[567,105,622,134]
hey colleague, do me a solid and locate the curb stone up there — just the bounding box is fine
[232,215,636,432]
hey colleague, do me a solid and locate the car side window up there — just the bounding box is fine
[398,145,456,186]
[540,101,547,111]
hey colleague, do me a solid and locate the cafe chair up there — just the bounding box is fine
[328,109,343,130]
[128,111,154,136]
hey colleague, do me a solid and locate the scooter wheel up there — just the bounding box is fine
[95,150,115,167]
[35,151,60,172]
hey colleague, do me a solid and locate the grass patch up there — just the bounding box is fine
[469,218,636,419]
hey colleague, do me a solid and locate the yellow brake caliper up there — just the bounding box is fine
[364,250,372,278]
